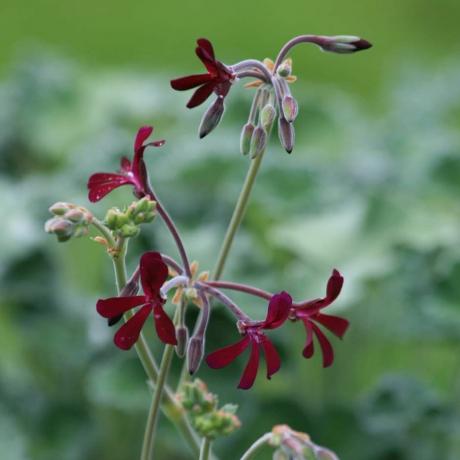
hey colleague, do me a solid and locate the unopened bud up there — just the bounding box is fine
[249,126,267,159]
[175,325,189,358]
[64,208,85,223]
[187,336,205,375]
[45,217,74,242]
[260,104,277,131]
[281,96,298,123]
[133,196,156,214]
[49,202,71,216]
[240,123,255,155]
[277,58,292,78]
[278,117,295,154]
[119,223,139,238]
[105,208,126,229]
[199,96,225,139]
[321,35,372,54]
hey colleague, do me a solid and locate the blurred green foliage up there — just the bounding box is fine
[1,43,460,460]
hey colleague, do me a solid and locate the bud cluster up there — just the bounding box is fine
[45,202,93,242]
[105,197,156,238]
[178,379,241,440]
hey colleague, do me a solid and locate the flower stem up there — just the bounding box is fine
[240,433,273,460]
[140,343,176,460]
[199,437,212,460]
[212,151,266,280]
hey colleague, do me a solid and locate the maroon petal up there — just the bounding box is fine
[263,291,292,329]
[87,173,132,202]
[114,304,152,350]
[171,73,213,91]
[197,38,215,61]
[260,336,281,379]
[314,313,349,338]
[134,126,153,153]
[303,269,344,310]
[120,156,132,173]
[206,335,251,369]
[238,340,260,390]
[153,303,177,345]
[187,82,215,109]
[96,296,147,318]
[146,139,166,148]
[302,320,315,359]
[311,323,334,368]
[139,252,169,301]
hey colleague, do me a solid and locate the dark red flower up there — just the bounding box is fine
[87,126,165,202]
[96,252,177,349]
[171,38,235,109]
[292,270,348,368]
[205,291,292,389]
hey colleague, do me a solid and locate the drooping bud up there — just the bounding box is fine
[240,123,255,155]
[175,325,189,358]
[45,217,74,242]
[278,117,295,153]
[281,96,298,123]
[260,104,277,131]
[320,35,372,54]
[249,126,267,159]
[199,96,225,139]
[45,203,92,243]
[187,336,205,375]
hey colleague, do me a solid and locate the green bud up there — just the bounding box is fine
[134,196,156,214]
[277,60,292,78]
[119,223,139,238]
[249,126,267,159]
[49,202,71,216]
[260,104,277,131]
[240,123,255,155]
[281,96,298,123]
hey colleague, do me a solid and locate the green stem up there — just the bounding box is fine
[141,343,176,460]
[240,433,272,460]
[212,150,266,280]
[199,437,212,460]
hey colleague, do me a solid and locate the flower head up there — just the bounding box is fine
[170,38,235,109]
[96,251,177,349]
[291,270,348,367]
[87,126,165,202]
[205,291,292,389]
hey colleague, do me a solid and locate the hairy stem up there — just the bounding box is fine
[240,433,273,460]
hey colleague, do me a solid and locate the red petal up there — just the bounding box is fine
[96,296,146,318]
[171,74,213,91]
[263,291,292,329]
[311,323,334,368]
[302,269,344,310]
[87,173,132,202]
[186,82,215,108]
[260,336,281,379]
[197,38,215,61]
[153,303,177,345]
[302,320,315,359]
[238,340,260,390]
[120,156,131,173]
[147,139,166,147]
[134,126,153,153]
[139,252,169,301]
[206,336,251,369]
[114,304,151,350]
[314,313,349,338]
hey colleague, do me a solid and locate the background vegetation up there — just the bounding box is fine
[1,1,460,459]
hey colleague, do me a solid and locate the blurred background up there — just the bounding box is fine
[1,1,460,459]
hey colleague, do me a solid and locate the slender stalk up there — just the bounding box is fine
[205,281,272,301]
[140,343,176,460]
[240,433,273,460]
[199,438,212,460]
[212,151,266,280]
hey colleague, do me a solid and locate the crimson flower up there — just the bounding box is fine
[96,252,177,350]
[206,291,292,390]
[87,126,164,202]
[171,38,235,109]
[292,270,348,367]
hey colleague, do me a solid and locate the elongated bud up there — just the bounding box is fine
[278,117,295,153]
[175,325,189,358]
[281,96,298,123]
[199,96,225,139]
[240,123,255,155]
[250,126,267,159]
[187,336,205,374]
[260,104,277,131]
[320,35,372,54]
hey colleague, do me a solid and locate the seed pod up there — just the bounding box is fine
[240,123,255,155]
[278,117,295,154]
[281,96,298,123]
[249,126,267,159]
[199,96,225,139]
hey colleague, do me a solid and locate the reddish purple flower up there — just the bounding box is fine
[171,38,235,109]
[206,291,292,389]
[292,270,348,368]
[87,126,165,202]
[96,252,177,350]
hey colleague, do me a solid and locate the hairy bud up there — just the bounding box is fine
[199,96,225,139]
[175,325,189,358]
[281,96,298,123]
[320,35,372,54]
[187,336,205,375]
[250,126,267,159]
[240,123,255,155]
[278,117,295,153]
[276,58,292,78]
[260,104,277,131]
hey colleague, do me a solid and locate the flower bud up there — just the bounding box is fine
[187,336,205,375]
[260,104,277,131]
[45,217,74,242]
[320,35,372,54]
[240,123,255,155]
[175,325,189,358]
[281,96,298,123]
[249,126,267,159]
[199,96,225,139]
[105,208,127,229]
[278,117,295,154]
[133,196,156,214]
[119,223,140,238]
[64,208,85,223]
[277,58,292,78]
[49,202,71,216]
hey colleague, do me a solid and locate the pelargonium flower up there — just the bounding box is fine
[96,251,177,349]
[291,270,348,367]
[170,38,235,109]
[205,291,292,389]
[87,126,164,202]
